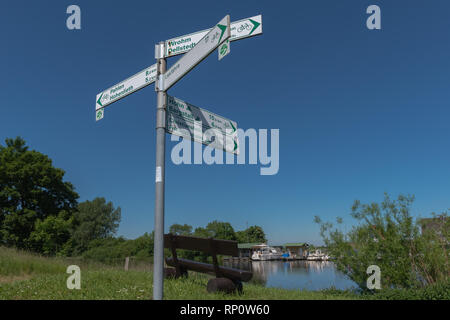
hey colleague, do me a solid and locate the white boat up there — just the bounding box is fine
[306,249,329,261]
[251,245,283,261]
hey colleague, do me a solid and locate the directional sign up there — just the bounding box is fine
[94,14,262,116]
[160,15,230,92]
[166,95,239,154]
[218,39,230,61]
[96,108,104,121]
[96,64,157,111]
[165,15,262,57]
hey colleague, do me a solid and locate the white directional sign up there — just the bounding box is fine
[95,14,262,117]
[166,95,239,154]
[218,39,230,61]
[95,64,157,111]
[160,15,231,91]
[165,15,262,57]
[96,108,104,121]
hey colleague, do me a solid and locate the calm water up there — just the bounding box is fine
[223,260,357,291]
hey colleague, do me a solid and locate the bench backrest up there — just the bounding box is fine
[164,234,238,257]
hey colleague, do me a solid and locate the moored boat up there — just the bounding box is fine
[306,249,329,261]
[251,245,283,261]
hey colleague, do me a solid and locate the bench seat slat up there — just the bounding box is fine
[166,257,252,282]
[164,234,238,257]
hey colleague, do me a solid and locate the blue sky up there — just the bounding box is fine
[1,1,450,245]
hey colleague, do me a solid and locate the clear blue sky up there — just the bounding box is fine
[1,1,450,245]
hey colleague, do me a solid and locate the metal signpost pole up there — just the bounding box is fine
[96,14,261,300]
[153,41,166,300]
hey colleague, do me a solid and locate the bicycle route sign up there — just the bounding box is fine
[95,64,157,111]
[165,15,262,57]
[95,15,262,116]
[160,15,231,91]
[166,95,239,154]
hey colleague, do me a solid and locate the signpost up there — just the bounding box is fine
[96,64,157,111]
[153,43,166,301]
[95,14,261,114]
[95,13,262,300]
[165,15,262,57]
[153,15,230,300]
[159,15,230,92]
[218,39,230,61]
[166,95,239,154]
[95,108,104,121]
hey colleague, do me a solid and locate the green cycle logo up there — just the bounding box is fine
[238,22,252,33]
[220,43,228,56]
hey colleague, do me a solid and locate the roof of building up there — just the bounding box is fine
[237,243,264,249]
[284,243,309,247]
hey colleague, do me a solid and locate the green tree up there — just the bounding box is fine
[415,213,449,285]
[72,197,121,252]
[236,225,266,243]
[315,193,449,290]
[0,137,79,250]
[169,223,192,236]
[192,227,213,238]
[132,232,154,258]
[29,211,74,255]
[205,220,236,240]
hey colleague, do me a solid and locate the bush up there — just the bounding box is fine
[315,193,449,290]
[81,233,153,264]
[366,280,450,300]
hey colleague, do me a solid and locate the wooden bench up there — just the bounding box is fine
[164,233,252,293]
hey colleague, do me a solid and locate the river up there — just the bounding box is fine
[223,260,358,291]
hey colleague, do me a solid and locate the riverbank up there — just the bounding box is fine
[0,247,448,300]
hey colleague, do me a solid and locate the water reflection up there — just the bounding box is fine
[223,260,357,291]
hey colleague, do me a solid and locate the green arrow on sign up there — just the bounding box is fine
[97,93,104,107]
[249,19,261,35]
[229,121,236,133]
[217,24,227,44]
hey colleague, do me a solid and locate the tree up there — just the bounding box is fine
[192,227,214,238]
[169,223,192,236]
[315,193,449,290]
[415,213,449,285]
[81,232,154,263]
[29,210,74,255]
[72,197,121,252]
[0,137,79,249]
[236,225,266,243]
[205,220,236,240]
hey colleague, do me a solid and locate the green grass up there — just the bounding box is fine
[0,270,360,300]
[4,246,447,300]
[0,246,67,278]
[0,246,360,300]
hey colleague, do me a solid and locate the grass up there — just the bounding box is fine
[0,246,361,300]
[6,246,447,300]
[0,246,66,279]
[0,271,360,300]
